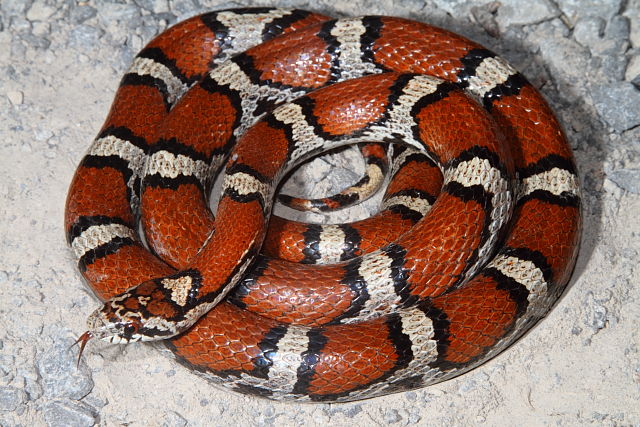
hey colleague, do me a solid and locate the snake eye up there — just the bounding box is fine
[123,323,138,338]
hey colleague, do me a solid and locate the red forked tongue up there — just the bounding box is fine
[72,331,93,368]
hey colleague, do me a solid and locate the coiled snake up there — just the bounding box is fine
[65,8,581,402]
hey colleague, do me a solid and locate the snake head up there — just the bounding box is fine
[86,305,146,344]
[75,280,187,364]
[77,273,206,364]
[85,280,184,344]
[74,305,145,366]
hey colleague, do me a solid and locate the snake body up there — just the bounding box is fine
[65,8,581,402]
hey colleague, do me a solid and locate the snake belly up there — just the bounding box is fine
[64,8,581,402]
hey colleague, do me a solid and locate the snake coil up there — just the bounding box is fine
[65,8,581,402]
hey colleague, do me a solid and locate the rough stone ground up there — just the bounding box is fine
[1,0,639,425]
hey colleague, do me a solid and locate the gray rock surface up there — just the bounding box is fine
[42,399,97,427]
[0,0,639,425]
[592,82,640,131]
[0,386,27,412]
[495,0,559,28]
[36,338,94,401]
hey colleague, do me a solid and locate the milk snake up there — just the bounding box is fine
[65,8,581,402]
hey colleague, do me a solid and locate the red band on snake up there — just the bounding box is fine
[65,8,581,402]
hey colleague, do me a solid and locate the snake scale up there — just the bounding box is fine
[65,8,581,402]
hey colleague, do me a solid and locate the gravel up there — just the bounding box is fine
[0,0,639,425]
